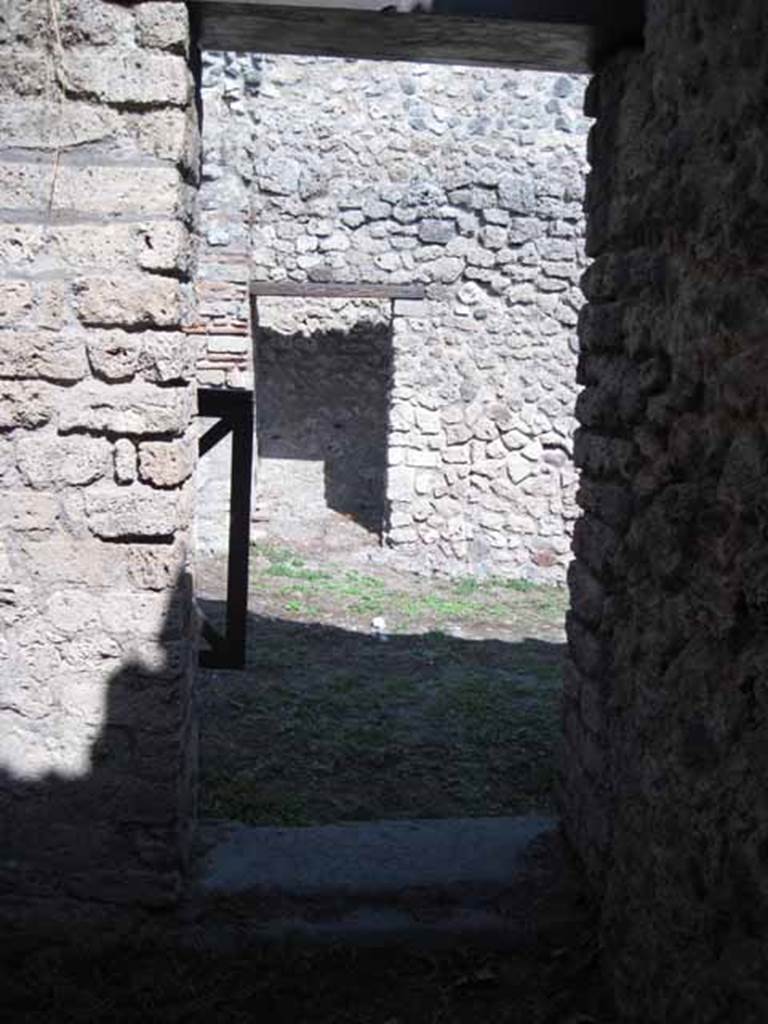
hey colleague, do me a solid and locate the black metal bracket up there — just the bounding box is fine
[198,387,254,670]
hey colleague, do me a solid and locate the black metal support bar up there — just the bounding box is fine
[198,387,254,670]
[199,417,233,457]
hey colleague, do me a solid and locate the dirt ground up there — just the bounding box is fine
[197,537,568,826]
[2,932,609,1024]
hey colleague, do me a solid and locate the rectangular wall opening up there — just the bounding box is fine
[192,46,590,955]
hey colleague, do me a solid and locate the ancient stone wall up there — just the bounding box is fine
[561,1,768,1018]
[0,0,198,917]
[198,54,589,580]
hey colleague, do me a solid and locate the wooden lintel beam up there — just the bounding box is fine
[250,281,427,300]
[190,0,644,73]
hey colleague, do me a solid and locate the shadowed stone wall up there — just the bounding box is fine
[254,297,392,543]
[561,1,768,1018]
[198,54,589,581]
[0,0,198,918]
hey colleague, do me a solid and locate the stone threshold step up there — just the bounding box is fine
[187,816,589,949]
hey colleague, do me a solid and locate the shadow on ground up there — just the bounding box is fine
[0,581,608,1024]
[199,600,566,826]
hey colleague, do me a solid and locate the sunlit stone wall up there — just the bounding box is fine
[0,0,198,918]
[198,54,590,581]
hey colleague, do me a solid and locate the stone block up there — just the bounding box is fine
[497,174,536,214]
[142,333,196,384]
[114,438,137,485]
[388,525,418,545]
[0,280,33,325]
[58,381,193,438]
[136,2,189,53]
[137,222,192,274]
[17,535,121,589]
[197,368,226,387]
[84,485,185,539]
[418,219,456,244]
[0,332,86,383]
[481,225,507,250]
[363,199,391,221]
[445,423,472,445]
[59,0,136,47]
[74,277,184,328]
[138,440,194,489]
[423,256,464,284]
[259,156,300,195]
[415,408,441,434]
[0,491,58,532]
[16,434,111,488]
[406,449,440,468]
[507,453,533,484]
[388,404,413,432]
[0,381,55,431]
[0,162,184,217]
[444,446,470,464]
[61,51,191,108]
[98,590,180,638]
[392,299,430,318]
[388,465,415,501]
[0,51,47,97]
[47,589,103,635]
[207,335,250,354]
[87,331,143,382]
[127,540,188,592]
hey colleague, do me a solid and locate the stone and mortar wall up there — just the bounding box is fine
[562,1,768,1018]
[0,0,198,917]
[199,54,589,580]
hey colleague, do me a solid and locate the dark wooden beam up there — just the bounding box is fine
[250,281,427,299]
[190,0,644,72]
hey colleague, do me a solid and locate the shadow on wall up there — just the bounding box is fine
[0,572,196,918]
[255,320,393,537]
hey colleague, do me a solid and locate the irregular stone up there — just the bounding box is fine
[497,174,536,214]
[58,382,193,438]
[388,465,415,500]
[114,438,137,484]
[84,485,185,539]
[0,332,86,382]
[415,408,441,434]
[363,199,392,221]
[507,453,533,484]
[74,277,184,328]
[136,2,189,53]
[0,381,54,431]
[138,440,195,488]
[87,331,143,382]
[16,434,111,488]
[0,491,58,532]
[61,51,190,107]
[418,219,456,244]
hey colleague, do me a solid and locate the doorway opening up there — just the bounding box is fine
[193,47,589,946]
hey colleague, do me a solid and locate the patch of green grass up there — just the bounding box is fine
[492,576,537,592]
[283,599,322,616]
